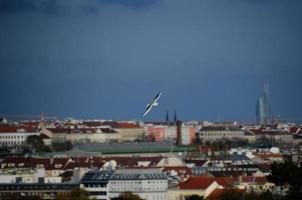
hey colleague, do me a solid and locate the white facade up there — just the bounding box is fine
[108,169,168,200]
[80,170,112,200]
[81,182,109,200]
[164,126,177,142]
[198,127,245,142]
[0,130,38,148]
[180,125,195,145]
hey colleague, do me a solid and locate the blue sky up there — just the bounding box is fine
[0,0,302,123]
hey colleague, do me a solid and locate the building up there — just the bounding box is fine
[0,182,78,199]
[44,127,120,143]
[81,170,113,200]
[108,168,168,200]
[256,84,270,124]
[197,126,251,142]
[234,176,275,192]
[114,122,144,141]
[249,129,293,144]
[168,177,219,200]
[256,98,265,125]
[146,124,195,144]
[0,126,39,150]
[180,125,195,145]
[147,125,165,142]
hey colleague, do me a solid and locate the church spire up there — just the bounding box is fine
[165,110,169,123]
[173,110,177,123]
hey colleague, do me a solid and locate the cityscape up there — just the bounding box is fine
[0,84,301,200]
[1,0,302,200]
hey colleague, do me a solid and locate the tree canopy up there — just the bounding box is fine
[26,135,51,152]
[268,161,302,199]
[111,192,144,200]
[55,188,96,200]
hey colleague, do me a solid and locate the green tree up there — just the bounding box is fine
[211,191,280,200]
[111,192,143,200]
[26,135,51,152]
[55,188,96,200]
[268,161,302,199]
[185,194,204,200]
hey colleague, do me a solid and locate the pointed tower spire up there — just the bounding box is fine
[173,110,177,123]
[165,110,169,123]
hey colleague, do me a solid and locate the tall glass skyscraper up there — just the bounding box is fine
[256,84,270,124]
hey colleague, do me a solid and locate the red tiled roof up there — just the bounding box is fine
[163,166,193,175]
[100,121,120,129]
[184,159,208,166]
[0,126,36,133]
[178,175,238,190]
[45,158,71,170]
[241,176,268,184]
[102,156,162,167]
[0,156,163,170]
[30,158,51,168]
[289,126,300,134]
[0,157,31,168]
[178,176,216,189]
[249,129,290,135]
[206,189,245,200]
[254,152,284,160]
[117,122,141,129]
[47,128,97,134]
[213,177,236,187]
[81,121,103,127]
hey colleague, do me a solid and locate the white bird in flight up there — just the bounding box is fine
[143,92,161,117]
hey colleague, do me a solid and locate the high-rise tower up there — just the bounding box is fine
[256,98,265,124]
[256,84,271,124]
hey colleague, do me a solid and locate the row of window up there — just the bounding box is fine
[0,141,24,145]
[0,185,74,190]
[111,187,164,192]
[111,180,164,184]
[208,168,258,172]
[89,191,107,195]
[83,183,106,188]
[0,135,25,139]
[200,132,231,136]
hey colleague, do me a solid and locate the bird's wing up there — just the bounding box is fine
[143,104,153,117]
[152,92,161,102]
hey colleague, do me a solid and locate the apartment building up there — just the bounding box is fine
[108,168,168,200]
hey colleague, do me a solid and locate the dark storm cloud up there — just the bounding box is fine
[0,0,36,12]
[0,0,67,14]
[94,0,163,9]
[0,0,302,122]
[0,0,163,15]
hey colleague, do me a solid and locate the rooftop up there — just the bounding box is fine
[81,170,114,183]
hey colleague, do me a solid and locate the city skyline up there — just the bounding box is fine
[1,0,302,123]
